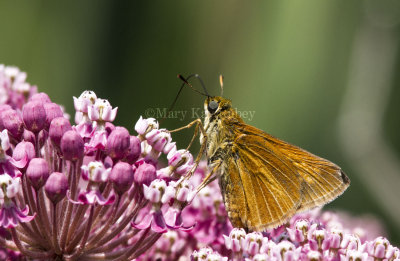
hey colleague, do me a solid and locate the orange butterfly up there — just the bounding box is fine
[176,75,350,232]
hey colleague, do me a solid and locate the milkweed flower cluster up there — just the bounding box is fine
[0,65,197,260]
[0,65,398,261]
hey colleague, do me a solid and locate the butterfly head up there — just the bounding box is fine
[204,96,232,117]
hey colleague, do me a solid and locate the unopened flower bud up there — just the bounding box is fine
[49,117,72,149]
[106,127,130,160]
[1,109,24,139]
[61,130,84,161]
[110,162,135,195]
[26,158,50,190]
[23,129,35,143]
[22,101,46,133]
[44,103,63,129]
[125,136,141,164]
[134,162,156,186]
[29,92,51,103]
[45,172,68,204]
[0,105,12,130]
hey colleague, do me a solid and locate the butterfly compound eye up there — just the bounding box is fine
[208,100,219,114]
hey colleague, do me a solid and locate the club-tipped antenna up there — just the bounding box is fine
[160,74,210,124]
[179,74,209,97]
[219,74,224,96]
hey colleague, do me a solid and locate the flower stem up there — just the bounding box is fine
[10,227,54,259]
[86,200,144,251]
[69,205,94,260]
[86,197,120,247]
[52,203,61,255]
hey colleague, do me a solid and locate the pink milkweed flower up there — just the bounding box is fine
[271,241,300,261]
[309,226,331,251]
[0,130,27,178]
[145,129,172,153]
[0,174,35,228]
[84,129,107,154]
[0,201,35,229]
[75,190,116,206]
[191,247,228,261]
[132,208,168,233]
[163,180,196,231]
[242,232,263,257]
[340,234,361,251]
[287,219,309,243]
[132,179,168,232]
[81,161,111,182]
[73,161,115,205]
[341,249,369,261]
[135,116,159,136]
[366,236,391,259]
[73,90,97,114]
[158,149,194,179]
[88,98,117,123]
[224,228,246,253]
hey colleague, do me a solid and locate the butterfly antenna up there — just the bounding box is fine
[219,74,224,96]
[160,74,209,124]
[179,74,210,97]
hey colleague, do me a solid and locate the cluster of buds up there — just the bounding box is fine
[0,65,198,260]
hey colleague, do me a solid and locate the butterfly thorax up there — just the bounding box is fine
[201,96,244,165]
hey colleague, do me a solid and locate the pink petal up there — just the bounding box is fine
[132,212,153,230]
[9,156,28,169]
[151,211,167,233]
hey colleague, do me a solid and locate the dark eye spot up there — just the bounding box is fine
[208,100,219,114]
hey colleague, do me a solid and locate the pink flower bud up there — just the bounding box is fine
[106,127,130,160]
[0,105,12,130]
[49,117,72,149]
[124,136,141,164]
[134,162,156,186]
[26,158,50,190]
[44,103,63,129]
[61,130,84,161]
[29,92,51,103]
[45,172,68,204]
[1,109,24,139]
[22,101,46,133]
[109,162,135,195]
[23,129,35,143]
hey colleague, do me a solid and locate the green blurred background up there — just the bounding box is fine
[1,1,400,243]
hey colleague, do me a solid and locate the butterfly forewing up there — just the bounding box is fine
[228,120,350,219]
[221,134,303,231]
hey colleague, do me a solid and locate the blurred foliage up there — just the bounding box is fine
[0,1,399,242]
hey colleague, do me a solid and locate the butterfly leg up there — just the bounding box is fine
[169,119,208,179]
[196,160,222,193]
